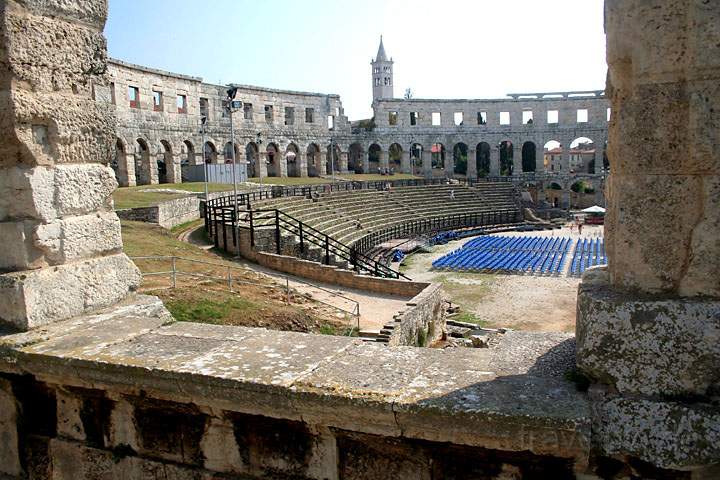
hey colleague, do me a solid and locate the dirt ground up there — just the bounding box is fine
[400,225,604,333]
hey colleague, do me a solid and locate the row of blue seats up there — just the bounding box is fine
[433,236,573,275]
[463,235,570,253]
[569,238,607,276]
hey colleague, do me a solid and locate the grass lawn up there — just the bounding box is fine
[113,182,237,210]
[114,174,423,209]
[121,220,350,334]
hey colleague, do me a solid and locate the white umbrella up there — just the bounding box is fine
[582,205,606,214]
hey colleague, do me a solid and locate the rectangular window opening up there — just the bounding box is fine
[264,105,274,123]
[305,107,314,123]
[499,111,510,125]
[547,110,559,124]
[110,83,116,105]
[176,94,187,114]
[431,112,441,126]
[285,106,295,125]
[243,103,253,120]
[522,110,534,124]
[199,98,209,118]
[478,111,487,125]
[453,112,464,126]
[577,109,588,123]
[152,91,163,112]
[328,115,335,130]
[388,111,398,126]
[607,107,611,122]
[128,86,139,109]
[410,112,418,126]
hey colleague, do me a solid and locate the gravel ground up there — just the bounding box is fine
[401,225,604,333]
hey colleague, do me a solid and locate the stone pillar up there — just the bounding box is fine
[512,151,522,176]
[278,154,288,178]
[339,152,349,173]
[378,151,388,171]
[467,150,477,179]
[576,0,720,472]
[166,154,182,184]
[421,151,432,178]
[535,146,545,173]
[298,152,308,177]
[444,153,454,178]
[0,0,141,331]
[117,153,136,187]
[490,148,500,176]
[400,151,411,174]
[318,152,327,175]
[258,152,268,177]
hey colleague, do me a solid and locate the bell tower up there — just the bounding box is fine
[371,36,394,101]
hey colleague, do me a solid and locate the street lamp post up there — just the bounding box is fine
[330,137,336,184]
[256,132,264,189]
[200,116,208,201]
[226,86,241,256]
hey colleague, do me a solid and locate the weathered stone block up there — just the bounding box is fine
[0,253,141,330]
[0,164,116,223]
[604,174,707,295]
[0,221,39,271]
[34,211,123,264]
[593,394,720,470]
[0,378,21,477]
[576,274,720,397]
[56,389,85,441]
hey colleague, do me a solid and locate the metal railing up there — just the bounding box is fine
[353,209,521,255]
[130,255,361,333]
[247,209,410,280]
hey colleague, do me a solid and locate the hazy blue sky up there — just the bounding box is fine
[104,0,607,120]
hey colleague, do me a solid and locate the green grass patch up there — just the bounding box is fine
[164,297,260,324]
[170,218,205,235]
[451,312,487,327]
[113,182,237,210]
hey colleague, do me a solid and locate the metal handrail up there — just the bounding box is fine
[130,255,360,333]
[248,208,410,280]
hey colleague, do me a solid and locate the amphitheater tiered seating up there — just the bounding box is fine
[246,183,520,248]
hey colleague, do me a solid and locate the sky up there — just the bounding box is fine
[104,0,607,120]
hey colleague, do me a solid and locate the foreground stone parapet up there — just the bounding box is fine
[0,0,140,330]
[577,270,720,397]
[0,296,598,478]
[592,392,720,470]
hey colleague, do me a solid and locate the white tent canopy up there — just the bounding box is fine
[582,205,606,214]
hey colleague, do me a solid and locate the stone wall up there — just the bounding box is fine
[116,195,201,229]
[0,0,140,331]
[383,283,447,347]
[574,0,720,472]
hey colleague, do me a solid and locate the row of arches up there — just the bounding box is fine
[112,135,608,186]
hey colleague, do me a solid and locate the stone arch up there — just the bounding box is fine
[112,138,125,183]
[368,143,382,174]
[389,143,403,172]
[499,140,513,176]
[286,143,300,177]
[348,143,364,173]
[246,142,259,177]
[204,141,218,165]
[476,142,491,177]
[135,138,152,185]
[182,140,195,166]
[409,143,423,176]
[431,143,446,173]
[307,143,321,177]
[453,142,468,176]
[224,142,241,164]
[521,141,537,173]
[543,140,562,172]
[569,136,595,174]
[545,181,564,208]
[158,140,173,184]
[326,143,341,174]
[266,142,281,177]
